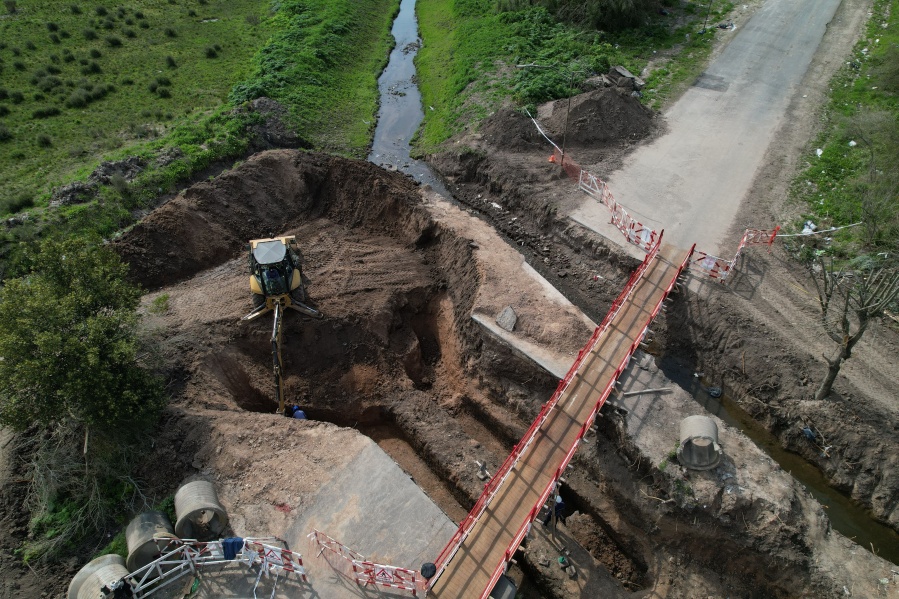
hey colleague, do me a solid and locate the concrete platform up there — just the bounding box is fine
[181,437,456,599]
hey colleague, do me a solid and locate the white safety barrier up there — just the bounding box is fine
[308,529,421,596]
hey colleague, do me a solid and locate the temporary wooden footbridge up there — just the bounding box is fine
[425,239,692,598]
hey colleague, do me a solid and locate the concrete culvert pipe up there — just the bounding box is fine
[174,480,228,540]
[68,554,129,599]
[125,510,178,572]
[677,415,722,470]
[68,554,124,599]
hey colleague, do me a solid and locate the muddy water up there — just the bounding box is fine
[661,358,899,565]
[367,0,452,197]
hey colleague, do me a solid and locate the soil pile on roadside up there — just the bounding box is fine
[542,88,656,147]
[479,108,545,151]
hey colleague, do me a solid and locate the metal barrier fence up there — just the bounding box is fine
[530,113,781,282]
[307,529,420,596]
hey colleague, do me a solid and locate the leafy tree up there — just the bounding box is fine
[808,253,899,400]
[0,237,163,431]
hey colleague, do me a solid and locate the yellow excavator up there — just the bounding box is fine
[241,236,322,414]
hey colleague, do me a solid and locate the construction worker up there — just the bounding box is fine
[284,405,307,419]
[542,495,565,526]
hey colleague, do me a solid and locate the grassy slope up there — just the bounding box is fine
[0,0,273,205]
[790,0,899,254]
[415,0,733,152]
[0,0,398,276]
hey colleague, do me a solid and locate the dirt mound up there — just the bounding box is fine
[478,108,545,151]
[115,150,429,290]
[541,88,656,147]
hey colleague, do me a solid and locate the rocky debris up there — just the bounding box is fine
[88,156,146,185]
[49,181,96,208]
[237,97,311,151]
[155,147,185,168]
[4,213,30,229]
[607,66,645,91]
[496,306,517,332]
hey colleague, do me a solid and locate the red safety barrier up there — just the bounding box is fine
[354,561,419,596]
[692,226,780,282]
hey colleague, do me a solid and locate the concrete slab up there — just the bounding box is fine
[184,437,455,599]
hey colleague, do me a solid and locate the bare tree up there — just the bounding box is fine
[808,254,899,400]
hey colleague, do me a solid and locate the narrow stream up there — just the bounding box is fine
[661,357,899,566]
[367,0,452,197]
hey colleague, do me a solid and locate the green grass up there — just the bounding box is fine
[0,0,399,276]
[415,0,733,151]
[790,0,899,254]
[229,0,400,155]
[0,0,274,206]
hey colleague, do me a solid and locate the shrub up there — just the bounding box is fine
[105,36,122,47]
[155,76,170,86]
[0,88,7,100]
[245,14,260,26]
[139,20,148,29]
[69,4,81,14]
[11,47,20,56]
[84,28,98,40]
[36,76,62,92]
[116,7,125,18]
[80,61,101,75]
[124,29,135,38]
[156,86,171,98]
[0,193,33,214]
[120,77,133,85]
[0,106,9,117]
[49,54,60,63]
[3,0,16,15]
[102,19,115,30]
[47,22,59,32]
[49,33,61,44]
[187,9,196,17]
[89,48,102,58]
[46,65,61,75]
[164,27,176,37]
[36,134,52,147]
[0,125,11,142]
[95,5,107,16]
[25,41,36,51]
[32,92,45,101]
[165,55,176,68]
[204,47,217,59]
[148,81,158,93]
[10,91,23,103]
[65,89,89,108]
[124,17,133,25]
[32,106,61,119]
[13,61,25,71]
[60,30,70,38]
[134,10,143,18]
[63,53,75,63]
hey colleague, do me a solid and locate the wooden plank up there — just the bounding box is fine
[430,246,686,598]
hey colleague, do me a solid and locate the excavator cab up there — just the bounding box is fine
[242,235,321,321]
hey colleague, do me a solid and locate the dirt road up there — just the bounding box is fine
[570,0,844,255]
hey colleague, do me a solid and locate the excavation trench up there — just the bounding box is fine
[115,149,872,598]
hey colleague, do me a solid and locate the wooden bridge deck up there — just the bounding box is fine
[430,244,689,599]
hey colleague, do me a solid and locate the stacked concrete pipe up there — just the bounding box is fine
[174,480,228,540]
[67,554,129,599]
[125,510,178,572]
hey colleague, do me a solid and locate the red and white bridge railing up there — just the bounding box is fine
[428,235,695,597]
[307,529,421,596]
[691,226,780,282]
